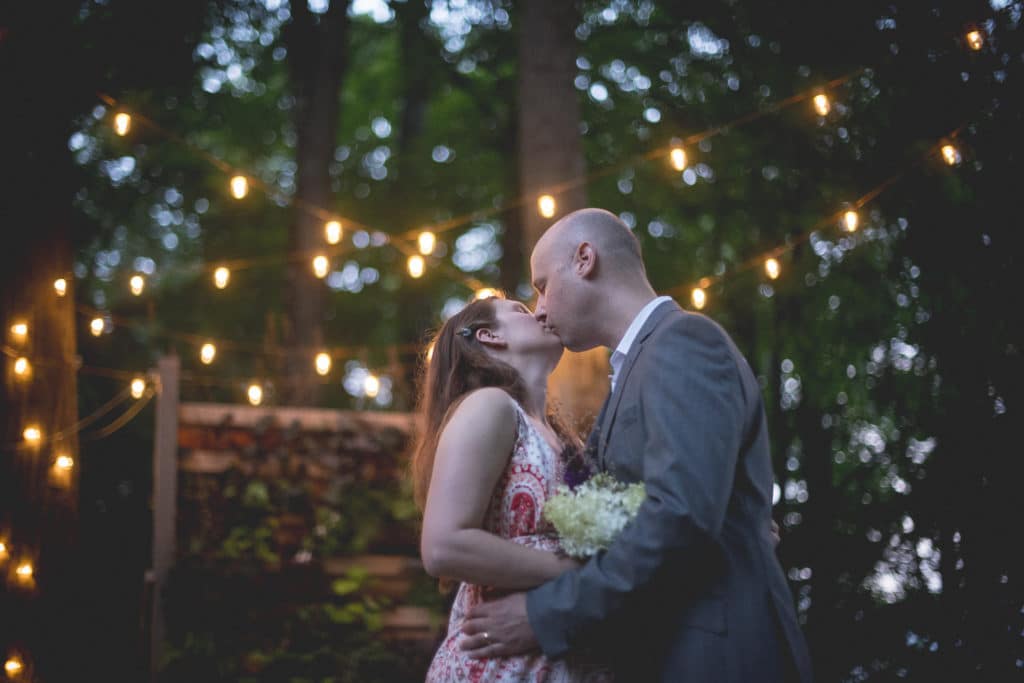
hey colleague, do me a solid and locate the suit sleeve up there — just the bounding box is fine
[526,314,746,657]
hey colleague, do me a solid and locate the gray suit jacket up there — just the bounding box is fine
[526,301,813,682]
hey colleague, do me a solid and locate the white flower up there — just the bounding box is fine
[542,473,646,558]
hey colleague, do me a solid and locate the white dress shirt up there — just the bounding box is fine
[609,296,674,392]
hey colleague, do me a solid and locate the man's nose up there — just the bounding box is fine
[533,301,546,323]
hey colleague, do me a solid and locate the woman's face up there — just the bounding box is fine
[488,298,563,362]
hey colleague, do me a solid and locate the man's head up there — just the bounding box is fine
[530,208,651,351]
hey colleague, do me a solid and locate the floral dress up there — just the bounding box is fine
[425,402,612,682]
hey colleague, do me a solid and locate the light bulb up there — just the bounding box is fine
[842,209,859,232]
[23,425,42,444]
[10,322,27,343]
[941,144,961,166]
[407,255,425,279]
[312,255,330,279]
[55,454,74,471]
[200,343,216,365]
[131,377,146,399]
[417,231,436,255]
[130,274,145,296]
[5,656,24,676]
[90,317,105,336]
[14,357,30,377]
[325,220,343,245]
[537,194,556,218]
[213,266,230,289]
[474,288,499,300]
[0,541,7,559]
[15,563,32,579]
[315,352,331,376]
[765,258,781,280]
[114,112,131,136]
[230,175,248,199]
[813,94,831,117]
[691,288,707,310]
[670,147,687,171]
[364,374,380,398]
[247,384,263,406]
[54,278,67,296]
[966,29,984,51]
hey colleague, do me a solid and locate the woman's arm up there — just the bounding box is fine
[420,388,577,589]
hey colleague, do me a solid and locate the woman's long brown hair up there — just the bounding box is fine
[411,296,578,512]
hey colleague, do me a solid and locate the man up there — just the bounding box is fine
[460,208,812,681]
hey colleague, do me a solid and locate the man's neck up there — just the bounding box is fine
[601,286,660,349]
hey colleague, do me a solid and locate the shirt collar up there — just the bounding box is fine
[609,295,673,380]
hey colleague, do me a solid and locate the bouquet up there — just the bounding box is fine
[542,472,646,559]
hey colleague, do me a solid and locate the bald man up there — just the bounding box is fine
[460,209,812,682]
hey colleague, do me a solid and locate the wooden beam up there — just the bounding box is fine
[149,354,180,683]
[178,401,418,434]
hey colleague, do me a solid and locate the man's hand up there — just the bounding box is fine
[460,592,539,658]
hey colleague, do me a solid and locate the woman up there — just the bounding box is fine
[413,294,610,682]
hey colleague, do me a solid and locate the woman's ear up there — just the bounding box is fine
[475,327,507,350]
[574,241,596,278]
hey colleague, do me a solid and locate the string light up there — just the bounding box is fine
[474,288,500,300]
[213,266,231,289]
[417,231,437,255]
[941,143,961,166]
[114,112,131,136]
[200,343,217,365]
[765,258,781,280]
[537,194,556,218]
[14,357,31,378]
[325,220,343,245]
[691,288,707,310]
[407,255,425,279]
[247,383,263,406]
[23,425,42,444]
[813,93,831,116]
[10,322,28,344]
[0,541,7,562]
[55,454,74,471]
[130,377,146,399]
[4,656,24,677]
[90,317,105,336]
[670,146,687,171]
[15,562,33,584]
[363,374,380,399]
[230,175,249,199]
[315,352,331,376]
[966,29,984,51]
[312,255,330,279]
[54,277,67,296]
[842,209,859,233]
[130,274,145,296]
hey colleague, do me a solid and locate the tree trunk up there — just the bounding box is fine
[517,0,605,431]
[282,0,351,406]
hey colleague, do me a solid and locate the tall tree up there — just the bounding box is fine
[517,0,606,429]
[281,0,351,405]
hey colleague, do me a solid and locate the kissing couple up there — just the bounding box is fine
[412,208,813,682]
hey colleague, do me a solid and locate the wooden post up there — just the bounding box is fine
[149,354,180,682]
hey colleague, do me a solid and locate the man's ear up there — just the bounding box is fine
[574,242,596,278]
[475,328,508,350]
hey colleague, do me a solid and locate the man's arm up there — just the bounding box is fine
[526,314,746,657]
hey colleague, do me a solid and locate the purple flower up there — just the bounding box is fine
[561,444,595,490]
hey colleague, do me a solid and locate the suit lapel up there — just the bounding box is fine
[598,300,681,467]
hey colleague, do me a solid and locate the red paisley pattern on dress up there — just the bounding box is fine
[425,402,613,682]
